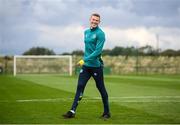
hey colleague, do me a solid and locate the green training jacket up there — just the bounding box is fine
[83,26,105,67]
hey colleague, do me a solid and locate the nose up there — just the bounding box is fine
[92,20,98,24]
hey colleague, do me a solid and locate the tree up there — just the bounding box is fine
[61,52,71,55]
[160,49,176,57]
[23,47,56,55]
[110,46,124,56]
[124,46,137,56]
[139,45,156,56]
[175,50,180,56]
[71,50,84,56]
[102,49,111,56]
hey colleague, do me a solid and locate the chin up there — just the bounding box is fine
[92,25,97,28]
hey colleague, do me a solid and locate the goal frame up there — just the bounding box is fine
[13,55,72,76]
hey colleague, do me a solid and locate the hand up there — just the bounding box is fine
[77,59,84,66]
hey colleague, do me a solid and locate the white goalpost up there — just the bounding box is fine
[13,55,72,76]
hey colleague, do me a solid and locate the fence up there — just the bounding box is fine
[0,56,180,75]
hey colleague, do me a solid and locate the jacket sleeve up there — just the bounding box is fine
[84,32,105,61]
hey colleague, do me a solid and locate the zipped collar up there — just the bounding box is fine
[90,26,99,31]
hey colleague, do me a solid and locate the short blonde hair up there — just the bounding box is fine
[91,13,100,18]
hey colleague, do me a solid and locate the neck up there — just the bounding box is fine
[90,26,98,30]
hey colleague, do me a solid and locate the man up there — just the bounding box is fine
[63,13,110,119]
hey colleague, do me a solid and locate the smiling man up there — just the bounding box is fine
[62,13,110,119]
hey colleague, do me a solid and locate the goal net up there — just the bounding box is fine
[13,55,72,76]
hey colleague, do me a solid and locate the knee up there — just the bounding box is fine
[95,82,103,89]
[78,93,83,101]
[103,91,108,98]
[96,83,105,92]
[77,82,84,89]
[97,87,108,98]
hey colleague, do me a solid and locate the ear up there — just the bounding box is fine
[89,16,92,21]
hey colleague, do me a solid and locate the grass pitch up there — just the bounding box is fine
[0,74,180,124]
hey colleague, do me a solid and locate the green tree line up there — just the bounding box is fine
[23,46,180,57]
[23,47,55,55]
[64,45,180,57]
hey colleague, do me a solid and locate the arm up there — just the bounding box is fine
[84,32,105,61]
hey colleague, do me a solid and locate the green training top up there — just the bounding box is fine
[83,26,105,67]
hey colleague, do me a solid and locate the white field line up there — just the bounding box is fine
[1,96,180,103]
[94,96,180,99]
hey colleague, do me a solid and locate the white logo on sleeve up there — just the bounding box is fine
[80,69,83,73]
[92,34,96,39]
[94,73,97,76]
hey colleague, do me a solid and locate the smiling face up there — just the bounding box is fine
[90,15,100,29]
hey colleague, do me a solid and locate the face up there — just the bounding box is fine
[90,15,100,29]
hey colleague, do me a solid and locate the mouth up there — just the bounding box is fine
[91,23,97,27]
